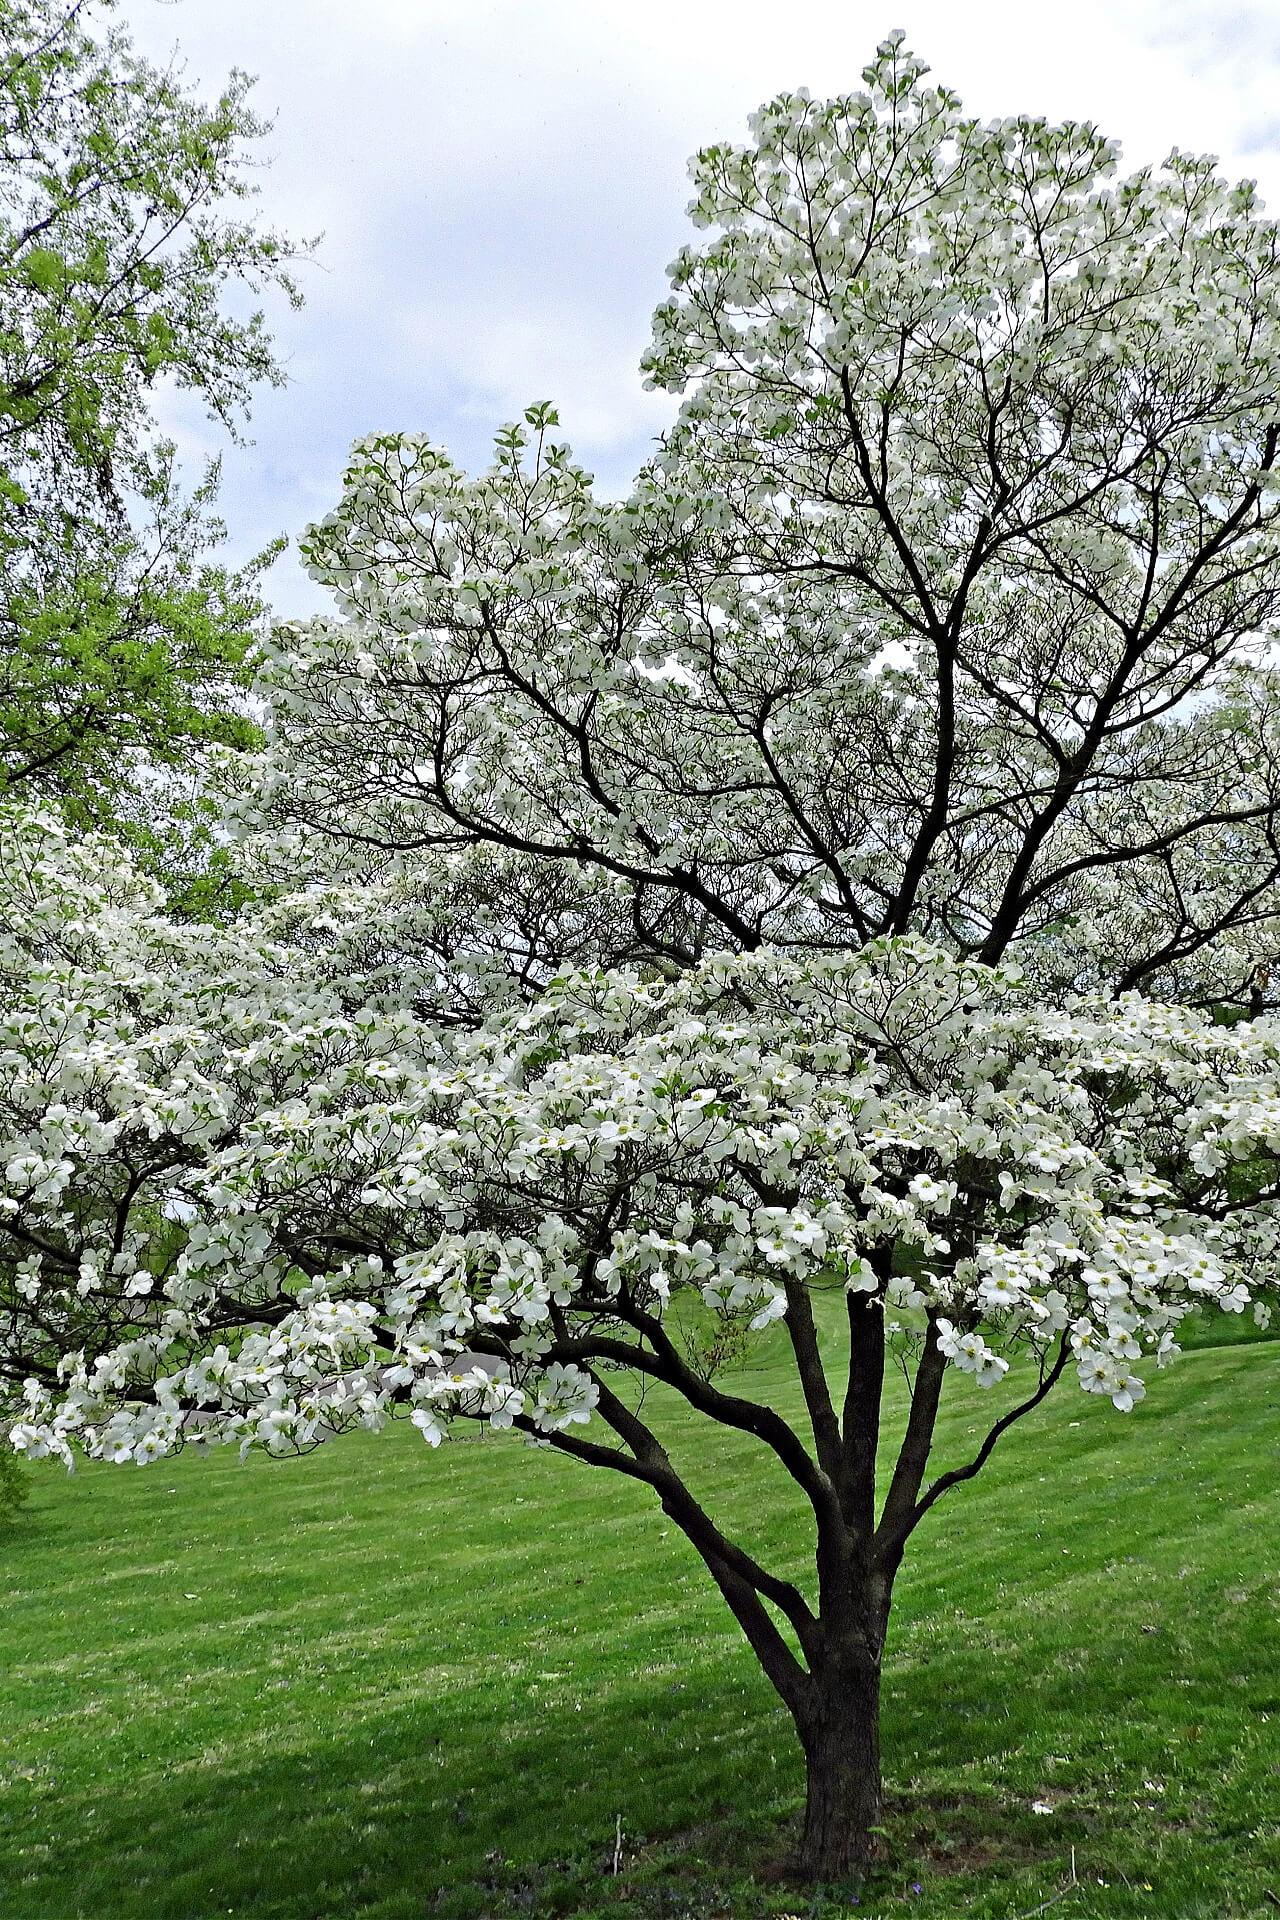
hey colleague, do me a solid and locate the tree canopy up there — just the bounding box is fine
[263,39,1280,1008]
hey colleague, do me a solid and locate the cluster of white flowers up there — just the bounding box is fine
[3,808,1277,1471]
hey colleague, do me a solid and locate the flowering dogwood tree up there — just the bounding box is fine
[8,37,1280,1883]
[4,803,1278,1878]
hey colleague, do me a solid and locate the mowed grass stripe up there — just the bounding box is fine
[2,1333,1276,1919]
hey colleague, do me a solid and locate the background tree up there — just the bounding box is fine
[7,33,1280,1889]
[0,0,301,867]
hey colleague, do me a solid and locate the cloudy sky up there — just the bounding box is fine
[117,0,1280,615]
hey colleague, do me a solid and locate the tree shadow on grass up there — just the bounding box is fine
[14,1664,775,1920]
[12,1592,1273,1920]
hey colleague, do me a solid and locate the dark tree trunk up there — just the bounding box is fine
[796,1640,883,1881]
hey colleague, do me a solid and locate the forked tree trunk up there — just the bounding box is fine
[796,1639,883,1881]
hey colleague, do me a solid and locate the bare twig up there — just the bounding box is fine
[1010,1845,1080,1920]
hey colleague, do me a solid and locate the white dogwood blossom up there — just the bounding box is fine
[4,807,1277,1479]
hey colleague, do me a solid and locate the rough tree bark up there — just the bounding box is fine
[795,1630,885,1880]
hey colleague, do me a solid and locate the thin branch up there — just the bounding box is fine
[905,1334,1073,1535]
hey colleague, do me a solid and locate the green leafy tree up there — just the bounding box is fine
[0,0,302,858]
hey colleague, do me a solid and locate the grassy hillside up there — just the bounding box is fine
[2,1329,1276,1920]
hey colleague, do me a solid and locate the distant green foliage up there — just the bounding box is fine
[1178,1304,1277,1351]
[0,0,303,872]
[0,1440,27,1524]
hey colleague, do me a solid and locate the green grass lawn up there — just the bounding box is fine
[2,1324,1277,1920]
